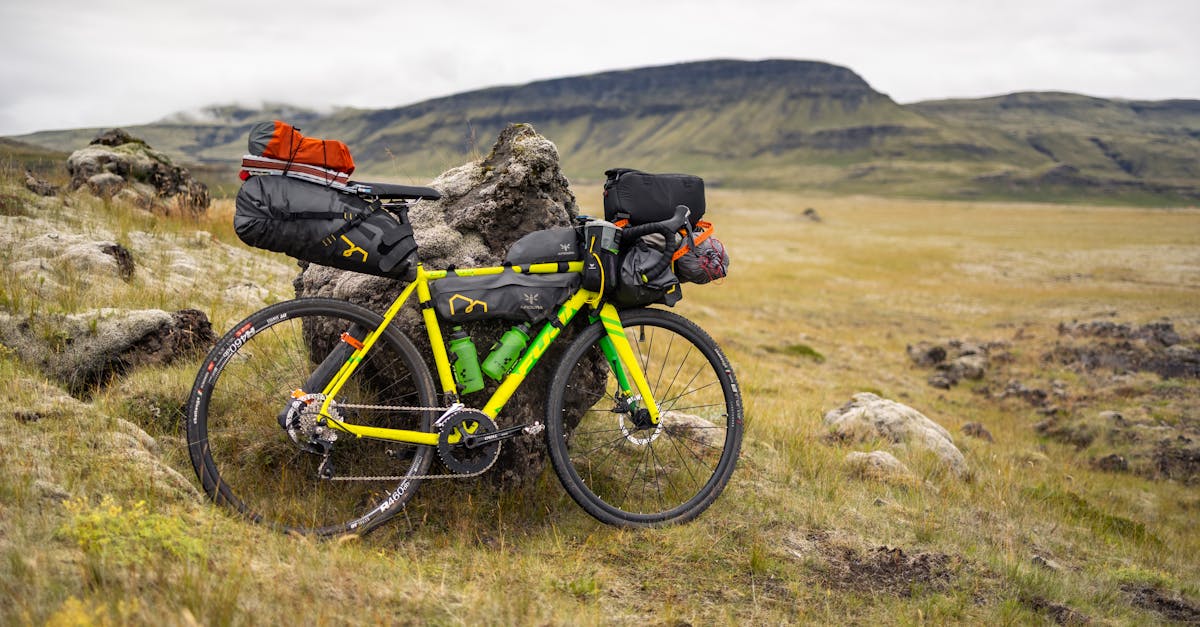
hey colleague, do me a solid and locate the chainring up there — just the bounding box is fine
[436,409,501,474]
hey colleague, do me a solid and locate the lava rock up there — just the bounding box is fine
[961,422,994,442]
[844,450,916,484]
[0,308,216,396]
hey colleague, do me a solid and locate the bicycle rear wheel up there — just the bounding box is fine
[545,308,743,527]
[185,298,436,536]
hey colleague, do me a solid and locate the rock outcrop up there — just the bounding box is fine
[67,129,209,214]
[296,124,595,487]
[0,308,216,396]
[824,392,969,478]
[1047,319,1199,379]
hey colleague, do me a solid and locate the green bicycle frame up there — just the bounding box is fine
[309,262,662,446]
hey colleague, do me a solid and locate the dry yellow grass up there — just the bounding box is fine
[2,180,1198,624]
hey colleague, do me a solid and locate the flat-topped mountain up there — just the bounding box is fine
[12,60,1200,204]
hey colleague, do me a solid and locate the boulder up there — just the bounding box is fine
[844,450,916,484]
[296,124,599,487]
[66,129,209,214]
[907,339,991,388]
[0,308,216,396]
[663,411,722,448]
[7,231,138,295]
[824,392,969,478]
[961,422,994,442]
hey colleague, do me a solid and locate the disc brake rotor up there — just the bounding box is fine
[620,413,663,445]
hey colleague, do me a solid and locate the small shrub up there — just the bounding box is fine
[57,497,205,566]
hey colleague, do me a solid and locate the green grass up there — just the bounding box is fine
[1,176,1198,623]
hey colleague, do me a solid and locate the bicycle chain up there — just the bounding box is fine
[327,403,501,482]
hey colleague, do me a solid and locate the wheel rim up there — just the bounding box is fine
[554,313,740,524]
[194,306,431,535]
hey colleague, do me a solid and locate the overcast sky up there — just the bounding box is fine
[1,0,1197,136]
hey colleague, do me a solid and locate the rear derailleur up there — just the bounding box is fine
[279,392,340,478]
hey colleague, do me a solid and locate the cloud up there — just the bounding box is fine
[1,0,1197,135]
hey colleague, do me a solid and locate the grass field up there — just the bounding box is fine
[1,172,1198,624]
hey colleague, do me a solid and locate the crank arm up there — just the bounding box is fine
[463,422,543,448]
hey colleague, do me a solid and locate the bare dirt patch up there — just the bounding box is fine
[1021,595,1091,625]
[786,531,959,597]
[1123,584,1200,623]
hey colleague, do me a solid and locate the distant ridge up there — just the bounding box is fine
[10,59,1200,204]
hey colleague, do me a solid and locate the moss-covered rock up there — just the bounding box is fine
[66,129,209,214]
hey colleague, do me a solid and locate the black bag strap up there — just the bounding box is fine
[284,196,381,222]
[603,168,642,189]
[319,200,382,246]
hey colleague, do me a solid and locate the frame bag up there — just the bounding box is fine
[431,269,581,323]
[235,175,417,279]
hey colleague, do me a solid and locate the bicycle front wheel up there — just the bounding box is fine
[545,307,743,527]
[185,298,437,536]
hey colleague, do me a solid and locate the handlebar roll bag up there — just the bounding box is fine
[602,169,705,227]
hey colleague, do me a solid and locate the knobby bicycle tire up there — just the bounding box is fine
[185,298,437,536]
[545,308,743,527]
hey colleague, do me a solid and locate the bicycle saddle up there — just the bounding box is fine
[351,181,442,200]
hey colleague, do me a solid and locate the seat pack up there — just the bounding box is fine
[235,175,418,279]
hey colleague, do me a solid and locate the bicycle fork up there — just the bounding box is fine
[593,306,662,426]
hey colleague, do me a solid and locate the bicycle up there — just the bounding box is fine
[185,183,743,536]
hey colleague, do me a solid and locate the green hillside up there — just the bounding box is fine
[912,93,1200,203]
[11,60,1200,204]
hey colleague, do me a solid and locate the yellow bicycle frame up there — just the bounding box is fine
[309,262,662,445]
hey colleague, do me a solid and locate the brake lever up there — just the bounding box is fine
[672,205,697,250]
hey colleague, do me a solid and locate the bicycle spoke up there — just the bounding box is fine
[547,308,743,527]
[187,300,435,536]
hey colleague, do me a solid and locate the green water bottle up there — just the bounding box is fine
[481,323,532,380]
[448,327,484,394]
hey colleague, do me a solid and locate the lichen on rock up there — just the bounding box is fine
[824,392,969,478]
[0,308,216,396]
